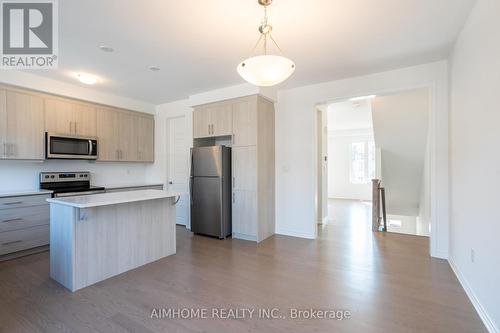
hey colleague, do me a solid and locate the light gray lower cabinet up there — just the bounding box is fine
[0,194,50,259]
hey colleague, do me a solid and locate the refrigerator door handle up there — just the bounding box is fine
[189,148,194,205]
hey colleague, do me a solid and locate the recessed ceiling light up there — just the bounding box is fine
[76,73,98,85]
[148,65,160,71]
[349,95,376,102]
[99,45,114,52]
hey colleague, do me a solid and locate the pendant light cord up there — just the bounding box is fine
[250,2,285,56]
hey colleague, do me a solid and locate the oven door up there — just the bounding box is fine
[46,133,98,160]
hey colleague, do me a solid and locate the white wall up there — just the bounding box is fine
[449,0,500,331]
[371,88,430,216]
[0,160,150,191]
[0,72,157,192]
[386,214,418,235]
[146,99,192,184]
[327,129,373,201]
[275,61,449,259]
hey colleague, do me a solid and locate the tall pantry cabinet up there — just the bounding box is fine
[193,95,275,242]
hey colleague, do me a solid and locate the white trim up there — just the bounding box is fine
[448,257,498,333]
[309,61,449,259]
[165,114,191,229]
[232,233,257,242]
[432,250,448,260]
[276,228,315,239]
[329,197,371,202]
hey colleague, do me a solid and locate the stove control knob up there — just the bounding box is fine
[44,175,49,179]
[50,175,55,178]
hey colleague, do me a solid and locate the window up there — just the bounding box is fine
[350,140,376,184]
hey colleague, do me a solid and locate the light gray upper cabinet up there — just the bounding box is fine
[137,115,154,162]
[97,107,154,163]
[193,102,232,138]
[193,108,210,138]
[0,89,44,160]
[45,97,97,137]
[232,96,257,146]
[0,85,154,163]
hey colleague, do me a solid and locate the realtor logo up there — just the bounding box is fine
[1,0,58,69]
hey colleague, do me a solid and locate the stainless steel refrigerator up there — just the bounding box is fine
[190,146,232,239]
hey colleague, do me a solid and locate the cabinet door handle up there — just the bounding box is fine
[116,150,119,160]
[1,218,23,223]
[232,192,235,203]
[208,124,210,135]
[2,240,22,246]
[3,201,22,206]
[2,143,6,156]
[69,121,72,134]
[74,122,77,134]
[233,177,235,188]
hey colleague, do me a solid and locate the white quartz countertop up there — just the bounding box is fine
[0,189,53,198]
[46,190,182,208]
[103,182,164,190]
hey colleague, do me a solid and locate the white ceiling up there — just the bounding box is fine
[28,0,475,104]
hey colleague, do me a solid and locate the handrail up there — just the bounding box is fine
[372,179,387,232]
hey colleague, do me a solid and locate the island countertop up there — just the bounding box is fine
[46,189,182,208]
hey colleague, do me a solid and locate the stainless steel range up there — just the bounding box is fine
[40,172,105,198]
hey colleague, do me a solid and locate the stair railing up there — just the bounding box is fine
[372,179,387,232]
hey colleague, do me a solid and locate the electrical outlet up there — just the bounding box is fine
[470,249,475,263]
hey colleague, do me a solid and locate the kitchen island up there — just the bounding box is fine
[47,190,181,292]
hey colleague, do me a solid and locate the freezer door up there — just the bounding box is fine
[191,177,222,237]
[192,146,222,177]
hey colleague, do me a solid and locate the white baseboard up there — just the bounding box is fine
[431,250,448,260]
[232,233,257,242]
[329,196,370,201]
[448,257,498,333]
[275,228,315,239]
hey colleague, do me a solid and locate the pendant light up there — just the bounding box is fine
[237,0,295,87]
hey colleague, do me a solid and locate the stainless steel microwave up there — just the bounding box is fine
[46,133,98,160]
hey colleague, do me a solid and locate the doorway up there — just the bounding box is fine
[315,88,431,240]
[316,98,376,235]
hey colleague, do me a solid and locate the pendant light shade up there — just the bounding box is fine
[237,0,295,87]
[237,55,295,87]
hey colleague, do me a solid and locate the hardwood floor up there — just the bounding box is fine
[0,200,486,332]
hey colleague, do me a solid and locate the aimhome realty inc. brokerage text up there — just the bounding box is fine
[150,308,352,320]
